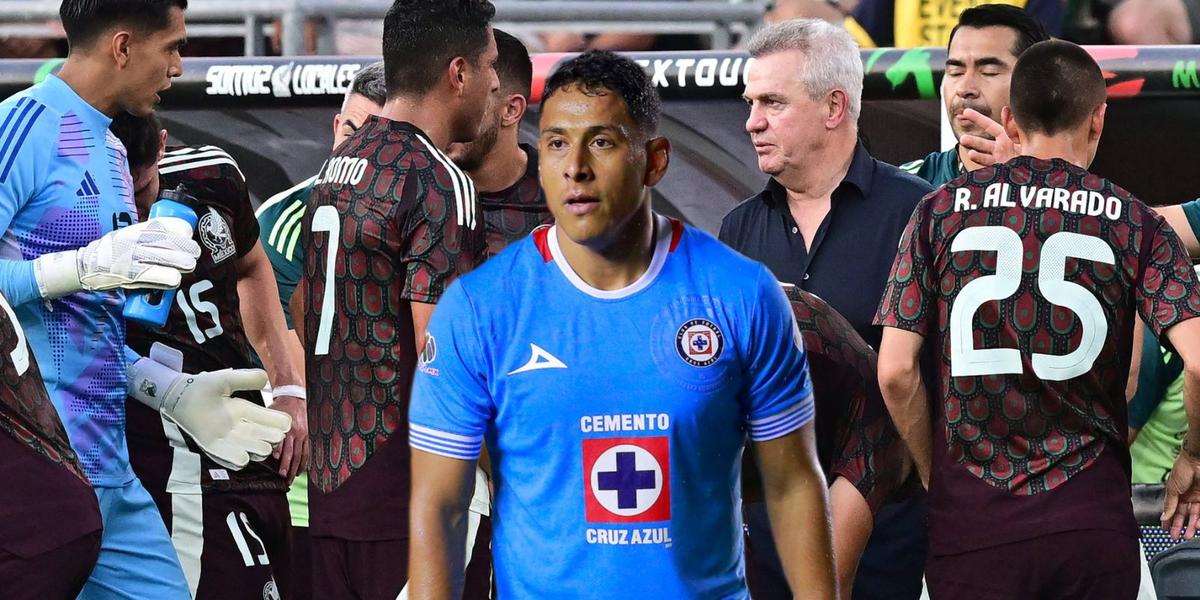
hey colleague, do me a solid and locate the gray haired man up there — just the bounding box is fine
[718,19,932,600]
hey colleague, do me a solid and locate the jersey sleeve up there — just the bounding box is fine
[740,266,815,442]
[1137,219,1200,338]
[408,279,493,460]
[0,101,53,307]
[1179,198,1200,242]
[399,161,483,304]
[874,197,936,336]
[226,164,259,258]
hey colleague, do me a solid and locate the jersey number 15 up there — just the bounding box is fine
[949,227,1114,381]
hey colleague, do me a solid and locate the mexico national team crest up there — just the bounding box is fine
[198,207,236,264]
[583,437,671,523]
[675,318,724,367]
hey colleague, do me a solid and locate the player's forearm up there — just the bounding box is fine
[1182,362,1200,456]
[238,247,303,387]
[829,478,872,600]
[879,360,933,488]
[409,452,476,600]
[765,460,838,600]
[0,259,44,306]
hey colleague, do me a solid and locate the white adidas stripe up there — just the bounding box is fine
[159,148,235,167]
[159,156,245,181]
[414,134,475,230]
[163,145,223,157]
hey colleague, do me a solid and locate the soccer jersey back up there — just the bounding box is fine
[410,216,815,598]
[875,156,1200,553]
[479,143,551,256]
[301,116,485,539]
[126,145,284,494]
[0,75,139,486]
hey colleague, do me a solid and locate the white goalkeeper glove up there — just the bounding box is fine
[128,343,292,470]
[33,217,201,299]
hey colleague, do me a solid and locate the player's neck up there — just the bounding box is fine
[56,55,121,117]
[556,201,656,292]
[470,135,527,194]
[1016,131,1092,170]
[957,145,984,172]
[380,96,454,150]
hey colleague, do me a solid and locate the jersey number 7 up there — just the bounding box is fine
[312,205,340,356]
[949,227,1114,381]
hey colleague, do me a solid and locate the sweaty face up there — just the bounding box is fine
[122,7,186,116]
[333,93,383,151]
[446,89,503,172]
[743,50,827,178]
[944,26,1019,140]
[451,29,501,144]
[539,86,648,247]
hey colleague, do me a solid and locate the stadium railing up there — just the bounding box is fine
[0,1,769,56]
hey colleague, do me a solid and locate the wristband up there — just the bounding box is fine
[272,385,306,400]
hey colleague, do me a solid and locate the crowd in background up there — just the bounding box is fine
[1,0,1197,59]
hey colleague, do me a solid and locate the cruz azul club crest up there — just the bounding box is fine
[583,436,671,523]
[675,318,724,367]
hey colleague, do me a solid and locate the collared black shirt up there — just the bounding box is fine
[719,143,932,349]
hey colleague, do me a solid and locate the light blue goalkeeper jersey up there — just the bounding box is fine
[0,75,139,486]
[410,215,815,599]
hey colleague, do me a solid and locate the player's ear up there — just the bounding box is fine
[1089,103,1107,144]
[156,129,168,162]
[1001,106,1022,148]
[111,30,133,69]
[503,94,528,128]
[643,137,671,187]
[448,56,469,97]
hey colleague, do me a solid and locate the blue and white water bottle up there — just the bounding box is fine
[122,187,198,327]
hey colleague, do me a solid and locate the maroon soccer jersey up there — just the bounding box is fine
[301,116,486,540]
[126,145,284,495]
[480,144,551,256]
[0,289,100,556]
[875,156,1200,554]
[744,286,909,512]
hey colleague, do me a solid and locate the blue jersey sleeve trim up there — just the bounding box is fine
[747,393,815,442]
[409,423,483,460]
[0,259,41,307]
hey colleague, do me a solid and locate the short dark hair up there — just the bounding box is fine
[1009,40,1106,135]
[110,111,162,170]
[60,0,188,50]
[494,29,532,98]
[347,61,387,107]
[542,50,661,138]
[948,4,1049,57]
[382,0,496,98]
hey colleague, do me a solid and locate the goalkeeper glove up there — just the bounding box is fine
[34,217,201,299]
[128,343,292,470]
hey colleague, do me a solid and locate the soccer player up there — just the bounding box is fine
[296,1,497,597]
[744,285,911,599]
[0,1,211,596]
[0,287,103,599]
[113,112,306,600]
[407,50,837,599]
[900,4,1049,188]
[446,29,552,256]
[256,59,385,600]
[876,40,1200,598]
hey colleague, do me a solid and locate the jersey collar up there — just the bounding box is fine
[546,213,675,300]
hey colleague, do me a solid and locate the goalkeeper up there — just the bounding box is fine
[0,2,288,596]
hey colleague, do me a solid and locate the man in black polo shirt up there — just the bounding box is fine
[720,18,932,600]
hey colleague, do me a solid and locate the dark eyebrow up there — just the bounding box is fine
[540,124,622,136]
[342,119,362,132]
[974,57,1009,68]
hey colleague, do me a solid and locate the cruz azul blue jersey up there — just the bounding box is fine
[0,75,138,486]
[410,214,815,598]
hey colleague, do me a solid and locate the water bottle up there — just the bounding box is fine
[122,187,198,327]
